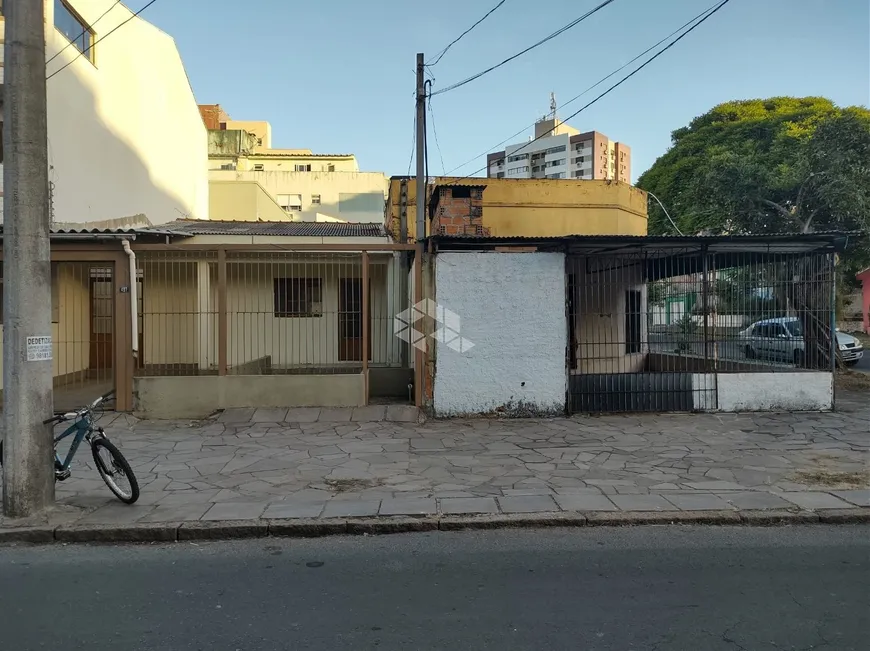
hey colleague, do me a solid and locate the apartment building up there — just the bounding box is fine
[487,117,631,183]
[201,105,387,223]
[0,0,208,226]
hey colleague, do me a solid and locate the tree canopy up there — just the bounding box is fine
[637,97,870,283]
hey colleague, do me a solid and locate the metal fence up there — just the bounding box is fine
[134,249,414,380]
[567,248,835,412]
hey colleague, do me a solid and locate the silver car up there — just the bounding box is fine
[739,317,864,366]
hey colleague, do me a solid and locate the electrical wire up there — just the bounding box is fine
[443,0,725,176]
[45,0,124,65]
[444,0,732,182]
[407,113,417,176]
[427,93,447,175]
[47,0,160,80]
[430,0,619,97]
[428,0,509,66]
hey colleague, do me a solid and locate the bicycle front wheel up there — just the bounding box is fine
[91,438,139,504]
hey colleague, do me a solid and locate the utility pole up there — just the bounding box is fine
[415,53,426,242]
[2,0,55,517]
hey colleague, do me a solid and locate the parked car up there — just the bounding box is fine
[738,317,864,366]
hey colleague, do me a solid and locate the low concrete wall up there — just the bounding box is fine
[717,372,833,412]
[134,374,366,419]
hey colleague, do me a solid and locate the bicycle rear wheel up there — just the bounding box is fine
[92,438,139,504]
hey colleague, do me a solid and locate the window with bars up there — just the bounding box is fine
[273,278,322,317]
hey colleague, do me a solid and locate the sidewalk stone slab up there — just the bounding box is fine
[218,408,255,423]
[352,406,387,422]
[139,504,211,523]
[778,492,855,510]
[262,501,326,519]
[379,498,437,516]
[251,408,288,423]
[663,493,735,511]
[497,495,558,513]
[718,492,794,510]
[683,481,747,491]
[202,502,268,521]
[553,494,618,512]
[609,494,679,512]
[440,497,499,514]
[321,500,381,518]
[386,405,420,422]
[284,408,321,423]
[831,490,870,507]
[318,408,354,422]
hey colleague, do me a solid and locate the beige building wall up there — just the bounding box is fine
[0,1,208,225]
[209,170,388,223]
[208,181,290,222]
[224,120,272,149]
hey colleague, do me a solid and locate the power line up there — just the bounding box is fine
[45,0,124,65]
[407,113,417,175]
[427,97,447,175]
[445,0,733,182]
[46,0,159,81]
[443,0,725,176]
[428,0,509,67]
[431,0,619,97]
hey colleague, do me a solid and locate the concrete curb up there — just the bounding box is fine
[0,508,867,545]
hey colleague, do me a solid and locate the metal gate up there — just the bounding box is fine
[566,245,835,414]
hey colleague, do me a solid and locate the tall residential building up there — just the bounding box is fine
[201,104,387,224]
[0,0,208,226]
[487,112,631,183]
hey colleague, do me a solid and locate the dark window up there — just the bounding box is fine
[625,290,642,354]
[54,0,94,62]
[273,278,322,317]
[451,186,472,199]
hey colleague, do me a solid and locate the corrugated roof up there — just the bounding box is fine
[431,231,854,255]
[150,220,388,238]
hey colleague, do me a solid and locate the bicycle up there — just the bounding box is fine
[0,390,139,504]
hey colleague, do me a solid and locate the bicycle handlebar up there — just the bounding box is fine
[43,390,116,425]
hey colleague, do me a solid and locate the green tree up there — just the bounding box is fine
[637,97,870,283]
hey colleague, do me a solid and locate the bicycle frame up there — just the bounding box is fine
[53,417,93,472]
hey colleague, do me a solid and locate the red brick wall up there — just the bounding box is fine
[199,104,227,130]
[431,188,490,237]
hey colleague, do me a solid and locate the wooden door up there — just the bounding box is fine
[338,278,371,362]
[89,270,114,369]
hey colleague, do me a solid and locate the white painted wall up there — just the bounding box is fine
[208,170,387,224]
[434,252,566,416]
[717,372,833,412]
[0,1,208,225]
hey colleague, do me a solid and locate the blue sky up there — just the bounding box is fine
[146,0,869,182]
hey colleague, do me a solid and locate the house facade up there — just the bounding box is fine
[0,0,208,226]
[0,221,421,417]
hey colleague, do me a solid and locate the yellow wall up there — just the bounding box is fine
[0,264,92,391]
[208,181,290,222]
[386,177,648,240]
[224,121,272,149]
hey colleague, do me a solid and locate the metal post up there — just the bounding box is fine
[361,251,370,405]
[217,249,227,376]
[702,247,710,366]
[2,0,55,516]
[415,53,426,242]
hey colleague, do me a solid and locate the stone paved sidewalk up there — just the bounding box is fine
[1,394,868,529]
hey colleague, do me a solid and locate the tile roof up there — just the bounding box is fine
[152,220,388,238]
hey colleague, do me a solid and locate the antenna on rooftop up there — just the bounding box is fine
[550,92,557,120]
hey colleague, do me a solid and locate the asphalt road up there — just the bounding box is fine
[1,527,868,650]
